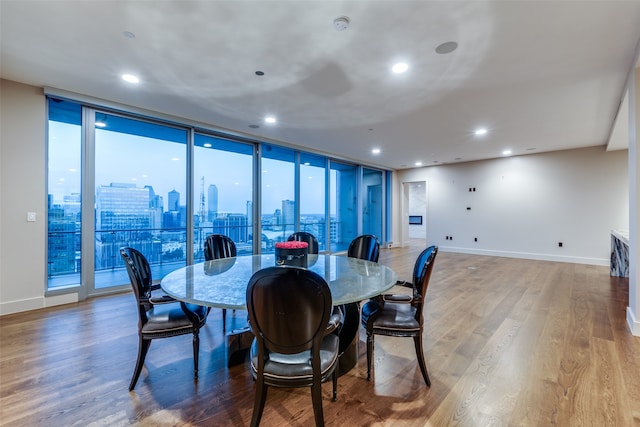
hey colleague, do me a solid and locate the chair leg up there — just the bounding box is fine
[250,376,268,427]
[192,329,200,379]
[129,336,151,391]
[332,369,338,401]
[413,335,431,387]
[366,331,374,381]
[222,308,227,333]
[310,380,325,427]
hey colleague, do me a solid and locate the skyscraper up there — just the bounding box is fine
[168,189,180,212]
[95,183,153,269]
[282,199,295,229]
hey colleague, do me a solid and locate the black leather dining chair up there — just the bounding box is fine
[347,234,380,262]
[246,266,340,427]
[203,234,237,332]
[361,245,438,386]
[287,231,319,254]
[120,247,208,391]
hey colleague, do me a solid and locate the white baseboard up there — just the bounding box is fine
[627,307,640,336]
[438,246,609,266]
[0,293,78,316]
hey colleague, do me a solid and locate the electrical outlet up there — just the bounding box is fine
[27,212,36,222]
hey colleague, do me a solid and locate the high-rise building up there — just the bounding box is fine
[95,183,152,269]
[96,183,151,235]
[208,184,218,221]
[212,213,249,243]
[272,208,282,228]
[282,199,295,229]
[168,189,180,212]
[146,185,163,235]
[47,195,79,278]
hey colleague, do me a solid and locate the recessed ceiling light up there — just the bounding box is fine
[392,63,409,73]
[255,71,264,76]
[502,149,512,156]
[264,116,276,124]
[122,74,139,84]
[372,148,381,154]
[248,124,260,129]
[122,31,135,39]
[435,41,458,54]
[415,161,422,166]
[171,157,180,161]
[474,128,488,136]
[95,121,106,128]
[203,143,212,148]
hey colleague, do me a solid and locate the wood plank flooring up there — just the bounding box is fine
[2,242,640,426]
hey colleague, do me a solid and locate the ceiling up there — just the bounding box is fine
[2,1,640,170]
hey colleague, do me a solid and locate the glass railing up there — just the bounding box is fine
[48,221,349,289]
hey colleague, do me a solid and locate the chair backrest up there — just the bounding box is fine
[120,247,152,324]
[347,235,380,262]
[412,245,438,322]
[287,232,319,254]
[246,266,332,355]
[204,234,237,260]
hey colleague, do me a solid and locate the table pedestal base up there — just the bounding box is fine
[226,327,254,367]
[337,302,360,376]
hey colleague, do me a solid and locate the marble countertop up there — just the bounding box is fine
[612,229,629,245]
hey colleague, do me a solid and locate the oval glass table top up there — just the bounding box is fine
[161,254,398,309]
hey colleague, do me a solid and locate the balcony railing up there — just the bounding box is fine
[47,221,346,289]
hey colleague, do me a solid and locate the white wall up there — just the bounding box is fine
[0,80,78,315]
[394,146,629,265]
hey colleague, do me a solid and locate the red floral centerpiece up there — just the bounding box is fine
[275,241,309,268]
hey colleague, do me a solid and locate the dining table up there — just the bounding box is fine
[160,253,398,373]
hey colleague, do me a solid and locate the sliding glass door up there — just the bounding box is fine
[193,134,254,259]
[93,113,188,290]
[300,153,327,251]
[261,145,296,252]
[329,161,358,252]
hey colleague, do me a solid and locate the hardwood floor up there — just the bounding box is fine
[2,243,639,426]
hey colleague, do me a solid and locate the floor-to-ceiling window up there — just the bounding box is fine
[329,161,358,252]
[46,96,391,296]
[260,145,296,252]
[93,113,188,290]
[193,134,254,260]
[300,153,327,251]
[47,99,82,289]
